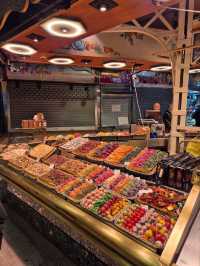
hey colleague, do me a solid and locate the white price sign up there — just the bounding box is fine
[118,116,129,125]
[112,104,121,112]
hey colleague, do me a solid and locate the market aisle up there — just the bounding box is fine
[0,205,76,266]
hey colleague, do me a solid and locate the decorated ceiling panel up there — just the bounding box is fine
[0,0,179,69]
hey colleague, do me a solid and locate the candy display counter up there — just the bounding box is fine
[0,140,199,266]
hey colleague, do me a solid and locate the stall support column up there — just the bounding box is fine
[169,0,194,154]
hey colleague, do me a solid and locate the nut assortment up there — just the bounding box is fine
[58,157,89,177]
[8,155,35,170]
[29,144,55,159]
[25,162,51,178]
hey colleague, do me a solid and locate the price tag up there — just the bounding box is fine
[43,137,47,144]
[36,157,40,163]
[118,116,129,126]
[50,164,55,169]
[124,161,129,166]
[114,169,120,175]
[112,104,121,112]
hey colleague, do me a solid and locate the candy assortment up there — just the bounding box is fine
[85,167,114,185]
[44,154,68,167]
[63,181,96,202]
[81,188,129,221]
[105,145,134,165]
[85,165,105,181]
[79,164,99,178]
[89,143,119,160]
[60,137,88,151]
[120,147,143,164]
[136,186,187,217]
[56,176,80,193]
[104,174,148,199]
[29,144,55,159]
[38,169,74,188]
[115,205,175,249]
[74,140,101,155]
[1,137,190,252]
[127,148,167,174]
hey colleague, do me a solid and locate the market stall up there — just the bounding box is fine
[0,0,200,266]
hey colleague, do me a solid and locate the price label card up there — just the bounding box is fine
[114,169,120,175]
[124,161,129,166]
[112,104,121,112]
[36,157,41,163]
[118,116,129,125]
[50,164,55,169]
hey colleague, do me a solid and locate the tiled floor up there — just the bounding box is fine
[0,206,75,266]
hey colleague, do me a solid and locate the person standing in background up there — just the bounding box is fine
[163,104,172,132]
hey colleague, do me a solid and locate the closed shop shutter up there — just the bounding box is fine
[8,80,96,129]
[101,95,132,127]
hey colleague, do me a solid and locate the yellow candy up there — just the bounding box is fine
[145,229,153,238]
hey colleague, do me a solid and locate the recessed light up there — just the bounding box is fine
[41,18,86,38]
[99,4,107,12]
[81,59,91,65]
[1,43,37,55]
[61,28,68,33]
[90,0,118,11]
[103,61,126,69]
[150,65,172,72]
[189,68,200,74]
[48,57,74,65]
[26,33,45,42]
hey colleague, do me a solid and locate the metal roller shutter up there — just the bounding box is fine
[101,95,132,127]
[8,80,96,129]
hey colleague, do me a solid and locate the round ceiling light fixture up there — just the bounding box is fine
[1,43,37,55]
[41,18,86,38]
[150,65,172,72]
[48,57,74,65]
[103,61,127,69]
[189,68,200,74]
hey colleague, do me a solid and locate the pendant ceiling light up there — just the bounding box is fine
[103,61,126,69]
[150,65,172,72]
[1,43,37,55]
[48,57,74,65]
[41,18,86,38]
